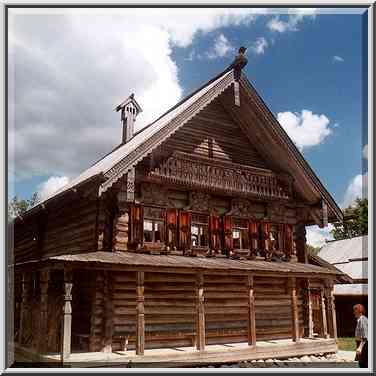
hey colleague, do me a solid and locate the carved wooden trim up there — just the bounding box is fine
[148,153,291,201]
[187,191,211,212]
[61,269,73,362]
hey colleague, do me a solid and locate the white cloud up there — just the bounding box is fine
[8,9,263,181]
[277,110,332,151]
[206,34,234,59]
[333,55,344,63]
[363,144,368,159]
[251,37,268,55]
[306,224,334,248]
[267,8,317,33]
[342,173,368,208]
[37,176,70,201]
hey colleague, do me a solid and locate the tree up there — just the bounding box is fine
[8,192,39,220]
[331,198,368,240]
[306,244,321,256]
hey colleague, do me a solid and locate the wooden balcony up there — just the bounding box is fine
[146,152,293,200]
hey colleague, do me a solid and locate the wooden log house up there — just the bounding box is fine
[11,64,346,366]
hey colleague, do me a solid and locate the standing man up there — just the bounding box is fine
[353,304,368,368]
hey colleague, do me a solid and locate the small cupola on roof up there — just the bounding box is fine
[115,93,143,144]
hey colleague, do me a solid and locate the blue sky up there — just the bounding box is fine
[8,8,368,246]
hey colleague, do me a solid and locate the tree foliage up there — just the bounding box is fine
[331,198,368,240]
[306,244,322,256]
[8,192,39,220]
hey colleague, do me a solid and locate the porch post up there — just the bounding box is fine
[320,286,329,338]
[61,269,73,362]
[38,270,49,353]
[195,272,205,351]
[325,280,338,340]
[290,277,300,342]
[307,280,314,339]
[247,274,256,347]
[19,272,31,345]
[102,271,113,353]
[136,271,145,355]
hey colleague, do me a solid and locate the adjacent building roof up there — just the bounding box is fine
[17,251,344,278]
[334,283,368,296]
[317,236,368,295]
[318,236,368,281]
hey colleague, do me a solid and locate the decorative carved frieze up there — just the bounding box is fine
[140,183,173,207]
[187,191,211,212]
[148,152,292,200]
[227,198,253,217]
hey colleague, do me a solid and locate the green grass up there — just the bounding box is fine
[337,337,356,351]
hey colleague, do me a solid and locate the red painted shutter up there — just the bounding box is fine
[166,208,178,248]
[130,204,143,248]
[209,214,221,251]
[249,221,259,252]
[223,215,233,251]
[179,211,191,250]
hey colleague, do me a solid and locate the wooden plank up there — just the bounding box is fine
[247,274,256,347]
[38,270,49,353]
[102,271,113,353]
[196,272,205,351]
[136,271,145,355]
[290,277,300,342]
[320,286,329,338]
[61,269,73,362]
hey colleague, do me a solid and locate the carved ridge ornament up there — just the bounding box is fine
[149,153,291,200]
[100,72,235,194]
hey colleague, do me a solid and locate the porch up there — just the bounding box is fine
[13,251,341,366]
[14,337,337,367]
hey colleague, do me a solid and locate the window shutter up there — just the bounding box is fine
[130,204,143,248]
[249,221,259,252]
[166,208,178,248]
[179,211,191,250]
[209,214,221,251]
[223,215,233,251]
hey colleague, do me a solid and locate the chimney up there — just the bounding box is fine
[115,93,142,143]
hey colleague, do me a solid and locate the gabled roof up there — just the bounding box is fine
[317,235,368,282]
[22,67,342,223]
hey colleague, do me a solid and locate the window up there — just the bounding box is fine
[270,224,282,251]
[143,207,165,244]
[232,218,249,250]
[191,214,209,248]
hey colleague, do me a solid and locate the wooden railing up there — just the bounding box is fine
[148,152,292,200]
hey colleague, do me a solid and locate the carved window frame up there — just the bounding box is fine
[143,205,166,246]
[190,213,209,250]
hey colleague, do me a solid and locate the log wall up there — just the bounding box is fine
[204,274,248,345]
[13,219,39,264]
[86,271,307,352]
[42,196,98,257]
[254,277,304,340]
[161,99,268,169]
